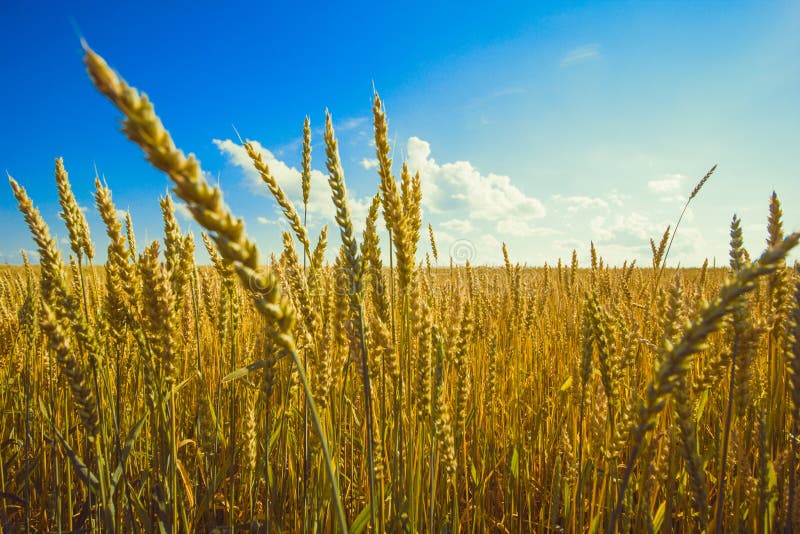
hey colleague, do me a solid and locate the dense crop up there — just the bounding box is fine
[1,43,798,532]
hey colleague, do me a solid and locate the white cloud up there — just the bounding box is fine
[496,218,558,237]
[606,191,626,207]
[590,212,660,242]
[561,44,600,66]
[474,234,504,264]
[590,216,614,241]
[360,158,379,170]
[257,216,280,225]
[552,194,609,213]
[214,138,371,233]
[648,174,686,194]
[425,228,508,265]
[440,218,474,234]
[405,136,545,223]
[666,227,708,265]
[554,238,584,254]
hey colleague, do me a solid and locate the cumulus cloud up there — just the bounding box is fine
[440,218,474,234]
[666,226,709,265]
[561,44,600,66]
[606,191,626,207]
[405,136,545,222]
[214,138,371,233]
[426,226,509,265]
[590,212,661,242]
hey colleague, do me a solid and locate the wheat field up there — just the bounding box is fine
[1,43,799,533]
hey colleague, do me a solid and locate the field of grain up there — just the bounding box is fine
[1,43,799,533]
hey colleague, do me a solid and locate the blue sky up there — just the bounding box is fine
[1,1,798,266]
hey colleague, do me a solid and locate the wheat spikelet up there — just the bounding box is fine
[125,210,137,261]
[689,164,716,201]
[324,111,362,303]
[160,193,189,302]
[9,176,66,305]
[140,241,178,388]
[181,232,195,277]
[361,194,382,293]
[244,140,311,256]
[301,116,312,213]
[372,93,415,292]
[696,258,709,300]
[766,192,793,362]
[95,177,137,306]
[307,225,328,298]
[69,256,82,302]
[313,277,336,408]
[414,288,433,420]
[400,164,422,259]
[362,195,391,325]
[587,291,617,409]
[18,250,38,337]
[40,301,100,439]
[569,250,578,292]
[281,230,319,341]
[432,324,456,476]
[428,223,439,264]
[651,226,670,272]
[579,298,594,389]
[453,299,472,438]
[243,390,258,472]
[54,158,93,261]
